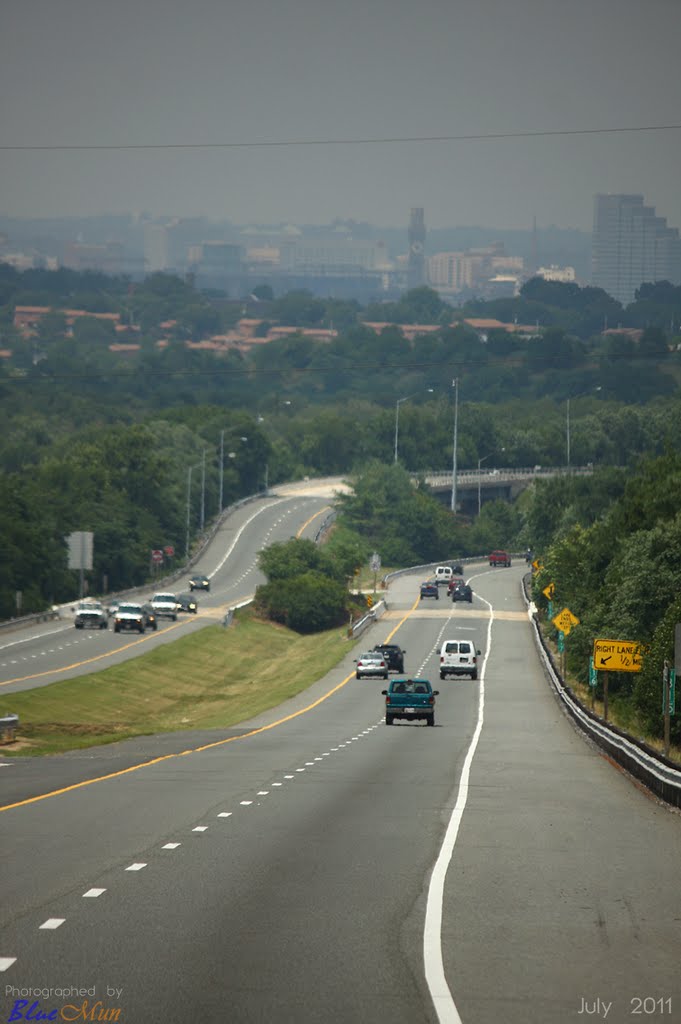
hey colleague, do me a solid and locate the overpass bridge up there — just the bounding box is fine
[421,465,594,516]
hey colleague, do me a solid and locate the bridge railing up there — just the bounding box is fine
[420,465,594,486]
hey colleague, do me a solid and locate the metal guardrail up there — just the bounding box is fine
[350,600,386,639]
[0,490,272,635]
[421,466,595,486]
[524,576,681,809]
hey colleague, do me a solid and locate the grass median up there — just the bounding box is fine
[3,609,354,757]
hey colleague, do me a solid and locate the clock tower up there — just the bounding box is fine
[407,207,426,288]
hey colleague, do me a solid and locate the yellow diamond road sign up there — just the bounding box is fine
[552,607,580,635]
[543,582,555,600]
[593,638,642,672]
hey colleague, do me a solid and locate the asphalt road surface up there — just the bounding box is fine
[0,491,333,694]
[1,504,680,1023]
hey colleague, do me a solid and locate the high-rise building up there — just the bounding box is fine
[592,194,681,305]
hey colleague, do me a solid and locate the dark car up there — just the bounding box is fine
[177,592,198,613]
[372,643,405,673]
[451,582,473,603]
[450,563,464,575]
[141,604,158,630]
[189,573,210,592]
[420,581,439,600]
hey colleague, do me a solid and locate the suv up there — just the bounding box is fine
[450,581,473,603]
[372,644,405,673]
[420,580,439,600]
[113,602,149,634]
[74,602,108,630]
[439,638,481,679]
[151,593,179,620]
[489,550,511,567]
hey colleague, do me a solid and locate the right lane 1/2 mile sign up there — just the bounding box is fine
[593,638,642,672]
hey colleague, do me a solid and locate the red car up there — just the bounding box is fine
[489,550,511,567]
[447,576,466,594]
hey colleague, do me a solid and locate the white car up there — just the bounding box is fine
[113,603,147,634]
[74,602,108,630]
[150,593,179,620]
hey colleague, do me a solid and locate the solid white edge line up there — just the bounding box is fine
[423,595,495,1024]
[209,499,285,579]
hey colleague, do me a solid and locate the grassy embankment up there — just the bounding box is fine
[3,609,354,757]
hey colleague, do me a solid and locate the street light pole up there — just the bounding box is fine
[477,447,505,515]
[477,453,492,516]
[200,447,206,531]
[567,387,601,471]
[451,378,459,513]
[218,432,249,513]
[219,430,225,513]
[185,464,194,559]
[394,396,411,464]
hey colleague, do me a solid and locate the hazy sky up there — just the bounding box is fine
[1,0,680,231]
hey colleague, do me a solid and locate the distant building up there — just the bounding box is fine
[61,241,124,274]
[536,265,576,283]
[592,194,681,305]
[428,243,524,297]
[278,237,390,273]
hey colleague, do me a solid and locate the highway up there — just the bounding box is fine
[0,491,333,695]
[1,487,680,1023]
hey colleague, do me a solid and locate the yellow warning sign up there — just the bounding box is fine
[542,582,555,600]
[551,607,580,635]
[593,638,642,672]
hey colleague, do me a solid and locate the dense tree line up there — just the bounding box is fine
[526,453,681,747]
[2,268,681,619]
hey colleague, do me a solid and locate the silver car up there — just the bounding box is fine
[355,652,388,680]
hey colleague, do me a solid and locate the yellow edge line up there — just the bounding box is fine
[0,616,203,689]
[0,561,418,815]
[295,505,331,539]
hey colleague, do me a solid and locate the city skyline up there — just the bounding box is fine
[1,0,680,233]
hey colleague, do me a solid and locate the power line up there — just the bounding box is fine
[1,124,680,152]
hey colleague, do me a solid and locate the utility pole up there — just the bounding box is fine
[451,378,459,513]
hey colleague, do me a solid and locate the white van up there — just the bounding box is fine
[439,638,481,680]
[434,566,453,586]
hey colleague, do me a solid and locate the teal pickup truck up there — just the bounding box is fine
[381,678,439,727]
